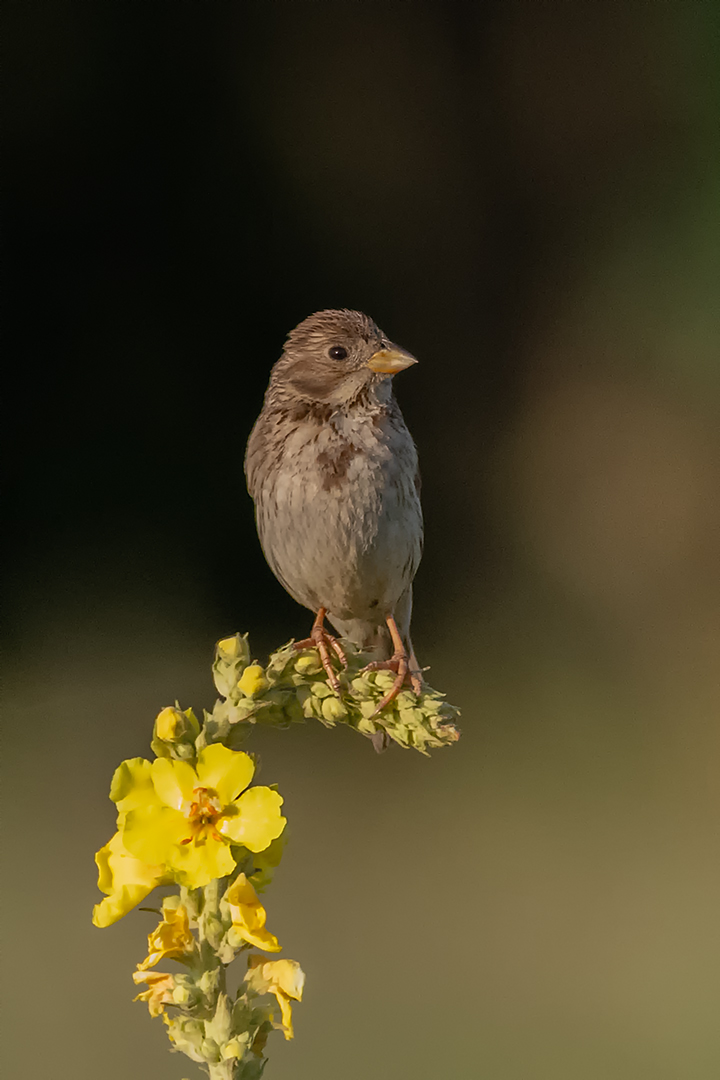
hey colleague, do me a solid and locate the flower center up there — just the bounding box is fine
[182,787,224,844]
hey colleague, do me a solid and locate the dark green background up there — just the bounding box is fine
[5,3,720,1078]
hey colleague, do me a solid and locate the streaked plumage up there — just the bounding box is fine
[245,308,422,673]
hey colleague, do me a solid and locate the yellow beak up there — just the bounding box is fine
[367,347,418,375]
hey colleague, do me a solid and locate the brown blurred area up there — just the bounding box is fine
[4,3,720,1078]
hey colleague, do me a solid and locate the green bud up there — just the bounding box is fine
[398,706,425,726]
[172,983,192,1005]
[164,1016,205,1063]
[294,653,323,676]
[296,686,320,719]
[151,707,200,762]
[199,968,222,999]
[373,671,397,692]
[205,992,233,1047]
[229,698,262,722]
[221,1034,250,1061]
[200,1039,221,1064]
[390,723,411,746]
[227,926,246,950]
[202,915,224,950]
[350,676,374,698]
[265,641,298,678]
[321,696,348,724]
[217,634,251,665]
[284,693,306,724]
[310,681,335,699]
[179,887,202,921]
[212,634,251,697]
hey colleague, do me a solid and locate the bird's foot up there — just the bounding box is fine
[362,652,423,716]
[294,607,347,693]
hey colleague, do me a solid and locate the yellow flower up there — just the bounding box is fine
[245,956,305,1040]
[92,830,169,927]
[225,874,281,952]
[118,745,286,889]
[132,970,176,1017]
[137,899,195,971]
[237,664,269,698]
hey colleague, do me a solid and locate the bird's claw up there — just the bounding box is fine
[294,608,347,693]
[362,653,423,716]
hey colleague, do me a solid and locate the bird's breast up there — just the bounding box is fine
[251,409,422,621]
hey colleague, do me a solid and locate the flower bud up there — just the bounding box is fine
[213,634,251,697]
[350,676,374,697]
[294,653,323,676]
[309,681,334,699]
[227,926,245,949]
[237,664,269,698]
[200,1039,222,1064]
[321,696,347,724]
[152,706,200,761]
[221,1036,249,1061]
[172,983,191,1005]
[164,1015,206,1062]
[155,707,183,741]
[217,635,248,661]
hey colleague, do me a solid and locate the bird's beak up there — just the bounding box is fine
[367,346,418,375]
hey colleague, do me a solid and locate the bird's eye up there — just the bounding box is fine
[328,346,348,361]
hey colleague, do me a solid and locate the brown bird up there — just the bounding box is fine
[245,309,423,722]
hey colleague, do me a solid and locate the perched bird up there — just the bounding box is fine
[245,309,423,721]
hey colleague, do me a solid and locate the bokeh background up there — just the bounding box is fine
[5,3,720,1078]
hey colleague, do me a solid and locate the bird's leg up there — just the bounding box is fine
[294,607,347,692]
[362,615,424,715]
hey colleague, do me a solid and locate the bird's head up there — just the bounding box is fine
[270,309,417,408]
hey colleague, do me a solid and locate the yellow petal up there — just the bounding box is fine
[196,744,254,805]
[225,874,282,952]
[275,991,294,1040]
[218,787,286,852]
[122,803,189,865]
[245,957,304,1039]
[96,831,163,891]
[132,970,175,1017]
[268,959,305,1002]
[93,884,156,928]
[171,833,237,889]
[109,758,155,814]
[229,925,282,952]
[138,902,194,969]
[151,758,197,810]
[226,872,262,911]
[93,831,167,926]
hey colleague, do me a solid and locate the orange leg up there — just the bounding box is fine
[294,607,347,692]
[362,615,424,716]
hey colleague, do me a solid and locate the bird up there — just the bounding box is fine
[244,309,423,727]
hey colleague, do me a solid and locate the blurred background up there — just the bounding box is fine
[4,2,720,1077]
